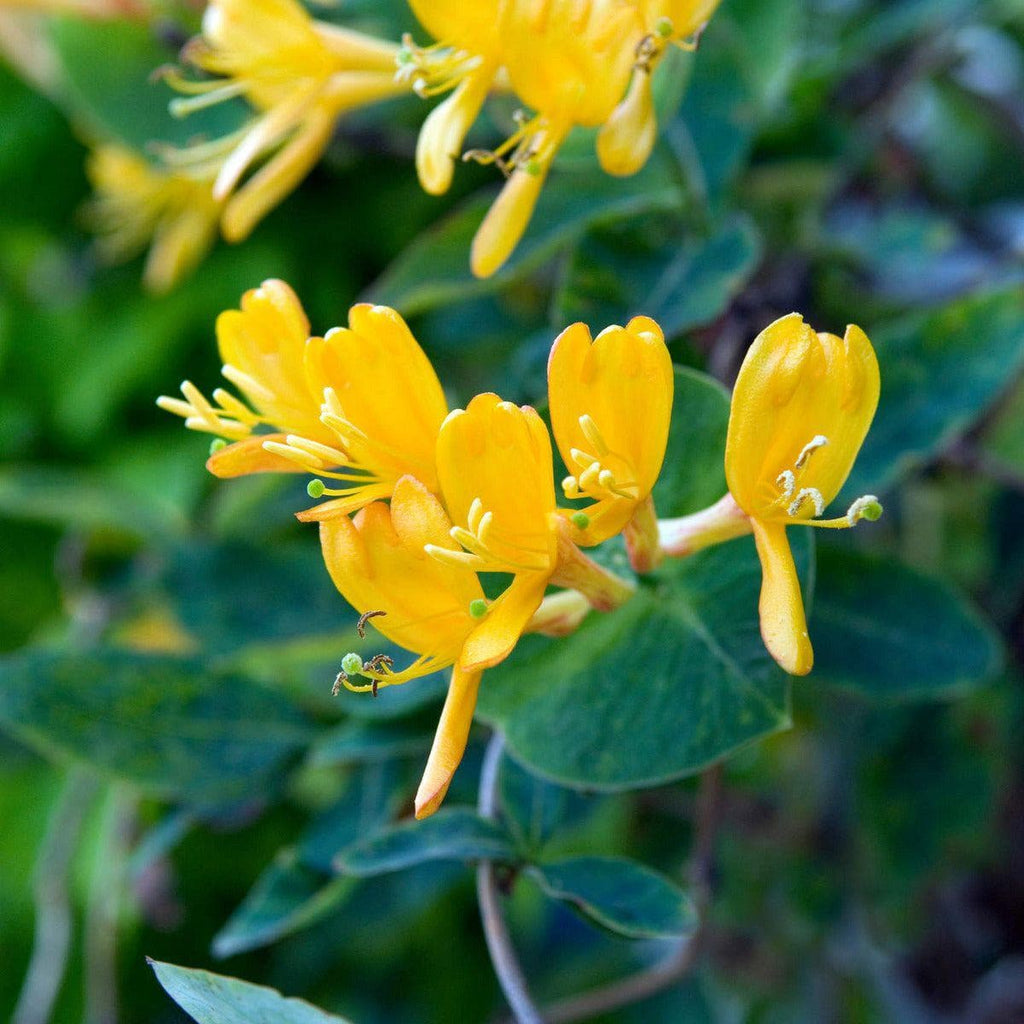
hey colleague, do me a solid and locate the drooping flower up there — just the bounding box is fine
[83,143,222,293]
[161,0,405,243]
[157,281,448,520]
[548,315,673,569]
[662,313,881,675]
[321,475,531,818]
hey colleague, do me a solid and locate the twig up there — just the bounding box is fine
[534,765,724,1024]
[477,732,545,1024]
[84,785,136,1024]
[13,769,100,1024]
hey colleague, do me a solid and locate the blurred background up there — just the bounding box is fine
[1,0,1023,1021]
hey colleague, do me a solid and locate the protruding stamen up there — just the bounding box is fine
[424,544,486,570]
[846,494,883,526]
[795,434,829,468]
[284,435,348,467]
[776,469,796,499]
[221,364,276,404]
[787,487,825,518]
[578,414,609,457]
[467,497,486,533]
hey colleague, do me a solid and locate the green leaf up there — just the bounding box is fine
[527,856,698,940]
[555,215,761,338]
[845,287,1024,496]
[213,763,406,956]
[335,808,516,876]
[149,960,355,1024]
[810,547,1003,701]
[653,367,731,518]
[0,650,313,801]
[369,145,684,316]
[307,719,432,767]
[477,532,805,791]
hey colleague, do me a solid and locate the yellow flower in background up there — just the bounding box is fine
[162,0,404,243]
[321,476,526,819]
[468,0,646,278]
[0,0,143,14]
[725,313,881,676]
[548,315,673,568]
[157,281,448,520]
[83,144,222,294]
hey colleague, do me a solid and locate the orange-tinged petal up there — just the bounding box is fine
[319,499,479,660]
[304,304,448,487]
[294,483,394,522]
[459,572,548,672]
[206,433,306,477]
[414,666,483,819]
[436,394,557,573]
[725,314,880,520]
[751,519,813,676]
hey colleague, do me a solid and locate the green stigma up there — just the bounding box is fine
[209,438,227,455]
[571,512,591,530]
[307,478,326,499]
[861,500,883,522]
[523,158,542,176]
[469,599,488,619]
[655,16,674,38]
[341,652,363,677]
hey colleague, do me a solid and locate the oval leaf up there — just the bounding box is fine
[149,960,354,1024]
[810,547,1003,701]
[334,808,515,876]
[527,856,698,940]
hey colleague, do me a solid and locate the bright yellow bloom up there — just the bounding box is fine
[548,315,673,566]
[321,476,538,818]
[157,281,448,520]
[163,0,404,243]
[83,144,222,294]
[724,313,881,676]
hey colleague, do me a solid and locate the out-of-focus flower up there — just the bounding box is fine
[162,0,405,242]
[157,281,448,519]
[548,315,673,569]
[662,313,881,676]
[0,0,144,15]
[322,476,518,818]
[404,0,726,278]
[83,143,222,294]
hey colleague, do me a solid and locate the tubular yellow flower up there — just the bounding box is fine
[83,143,222,294]
[725,313,881,676]
[162,0,405,243]
[157,282,448,520]
[428,393,635,633]
[548,315,673,567]
[469,0,646,278]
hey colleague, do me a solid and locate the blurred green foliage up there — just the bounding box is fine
[1,0,1023,1022]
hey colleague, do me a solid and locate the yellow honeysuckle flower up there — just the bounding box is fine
[428,392,636,622]
[321,475,539,818]
[548,315,673,569]
[725,313,881,676]
[161,0,404,244]
[157,281,448,520]
[468,0,647,278]
[83,144,222,294]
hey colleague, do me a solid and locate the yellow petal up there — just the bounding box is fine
[751,519,813,676]
[725,314,880,520]
[305,304,448,488]
[548,315,673,543]
[470,161,549,280]
[459,571,548,672]
[414,665,483,819]
[416,64,495,195]
[294,482,394,522]
[436,393,557,572]
[408,0,500,53]
[215,280,328,442]
[319,498,479,660]
[596,69,656,177]
[206,433,306,477]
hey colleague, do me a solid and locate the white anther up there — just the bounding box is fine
[795,434,829,468]
[787,487,825,518]
[561,475,581,499]
[261,440,322,472]
[570,447,597,470]
[220,364,275,404]
[467,498,486,533]
[284,436,348,467]
[776,469,796,499]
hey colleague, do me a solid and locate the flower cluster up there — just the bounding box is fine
[82,0,724,290]
[160,281,882,815]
